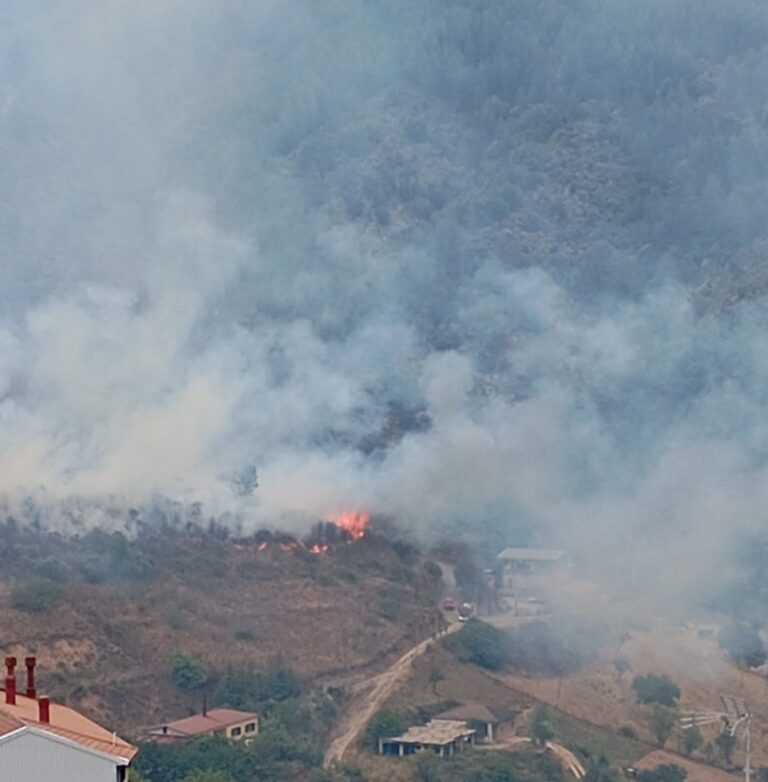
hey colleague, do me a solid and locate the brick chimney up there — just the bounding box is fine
[4,675,15,705]
[4,657,16,705]
[38,696,50,724]
[24,657,36,699]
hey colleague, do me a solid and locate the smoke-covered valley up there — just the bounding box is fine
[2,0,768,611]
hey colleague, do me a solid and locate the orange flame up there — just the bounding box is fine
[330,511,370,540]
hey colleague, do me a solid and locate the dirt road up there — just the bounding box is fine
[547,740,586,779]
[476,735,585,779]
[323,623,461,767]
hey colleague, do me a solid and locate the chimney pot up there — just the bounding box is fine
[38,696,50,724]
[5,675,16,706]
[5,657,16,676]
[24,657,36,699]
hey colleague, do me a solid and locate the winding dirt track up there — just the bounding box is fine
[323,624,461,767]
[546,740,587,779]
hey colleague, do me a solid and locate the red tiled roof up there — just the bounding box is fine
[0,688,137,763]
[150,708,258,738]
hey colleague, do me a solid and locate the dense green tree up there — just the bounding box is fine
[363,709,408,750]
[443,619,507,670]
[682,725,703,756]
[650,705,676,748]
[716,733,737,766]
[428,660,444,695]
[531,707,555,746]
[169,652,209,692]
[632,675,681,707]
[215,659,301,710]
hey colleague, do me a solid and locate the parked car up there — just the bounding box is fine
[442,598,456,611]
[457,602,474,621]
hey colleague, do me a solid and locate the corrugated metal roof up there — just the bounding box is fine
[497,547,565,561]
[388,720,475,746]
[0,689,137,762]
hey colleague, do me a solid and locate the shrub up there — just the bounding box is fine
[166,613,187,631]
[637,765,687,782]
[11,579,63,613]
[378,586,404,621]
[584,756,620,782]
[632,675,680,706]
[180,773,236,782]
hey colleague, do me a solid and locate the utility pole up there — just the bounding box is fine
[680,695,751,782]
[745,716,751,782]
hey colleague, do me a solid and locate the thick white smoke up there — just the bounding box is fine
[1,0,768,617]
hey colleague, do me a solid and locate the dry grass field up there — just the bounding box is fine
[0,535,441,731]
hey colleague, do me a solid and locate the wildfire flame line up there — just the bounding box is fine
[329,511,369,541]
[254,511,370,556]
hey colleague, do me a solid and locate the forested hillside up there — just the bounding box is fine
[3,1,768,619]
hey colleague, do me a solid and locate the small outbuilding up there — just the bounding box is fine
[432,703,518,743]
[378,719,476,758]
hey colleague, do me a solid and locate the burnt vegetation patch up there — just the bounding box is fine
[504,619,607,677]
[444,617,609,676]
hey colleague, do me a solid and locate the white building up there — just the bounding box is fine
[378,719,476,758]
[497,547,565,592]
[0,656,136,782]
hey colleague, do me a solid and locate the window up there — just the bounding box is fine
[245,722,256,733]
[231,726,242,737]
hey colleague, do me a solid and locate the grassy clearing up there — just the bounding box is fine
[548,708,648,767]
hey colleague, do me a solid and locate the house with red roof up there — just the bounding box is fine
[144,706,259,744]
[0,655,137,782]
